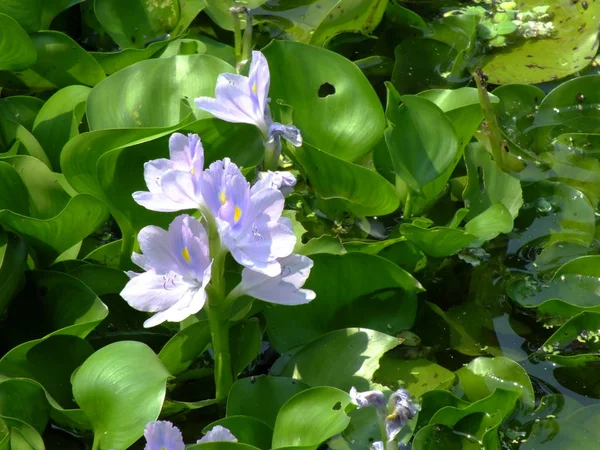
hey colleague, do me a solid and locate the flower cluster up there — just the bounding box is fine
[350,386,420,449]
[144,420,236,449]
[120,132,315,327]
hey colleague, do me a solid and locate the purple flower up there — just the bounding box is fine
[385,389,420,441]
[143,421,184,450]
[195,51,270,136]
[197,425,237,443]
[350,387,387,415]
[230,254,315,304]
[194,51,302,149]
[120,215,212,328]
[133,133,205,212]
[202,158,296,276]
[252,171,297,196]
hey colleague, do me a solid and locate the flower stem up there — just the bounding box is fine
[203,208,234,400]
[403,188,413,220]
[263,138,281,171]
[230,7,243,72]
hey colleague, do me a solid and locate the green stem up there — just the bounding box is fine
[473,68,507,172]
[263,138,281,171]
[204,210,233,400]
[230,7,243,72]
[119,229,135,270]
[403,189,413,220]
[241,9,253,67]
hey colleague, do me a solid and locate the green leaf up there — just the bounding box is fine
[455,356,534,412]
[0,0,82,33]
[187,442,261,450]
[275,328,399,391]
[0,14,36,71]
[204,0,266,31]
[0,96,44,131]
[32,85,91,171]
[158,320,211,375]
[87,55,233,130]
[0,31,105,91]
[507,256,600,318]
[265,252,423,353]
[464,203,513,241]
[520,418,600,449]
[483,1,600,84]
[95,0,180,49]
[72,341,171,450]
[385,93,458,193]
[230,319,262,377]
[202,416,272,450]
[0,379,48,434]
[374,356,455,398]
[264,40,385,162]
[90,40,172,75]
[508,181,595,254]
[4,417,44,450]
[399,224,478,258]
[0,231,27,316]
[463,143,523,219]
[0,116,51,167]
[0,335,94,409]
[290,143,399,217]
[272,387,352,448]
[227,376,311,428]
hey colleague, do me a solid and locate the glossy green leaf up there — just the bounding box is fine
[204,0,266,31]
[272,387,352,448]
[158,320,210,375]
[483,1,600,84]
[463,143,523,219]
[230,319,262,377]
[90,40,171,75]
[187,442,261,450]
[95,0,180,49]
[276,328,399,391]
[464,203,513,241]
[455,356,535,412]
[508,181,595,254]
[0,116,51,167]
[399,223,478,258]
[290,143,399,217]
[0,96,44,132]
[0,379,48,434]
[508,255,600,317]
[0,31,105,91]
[0,0,82,33]
[4,417,44,450]
[0,14,36,71]
[86,55,233,130]
[72,341,171,450]
[227,376,311,428]
[0,231,27,315]
[520,418,600,449]
[202,416,272,450]
[32,85,90,171]
[265,252,423,352]
[385,93,458,193]
[374,356,455,398]
[264,40,385,162]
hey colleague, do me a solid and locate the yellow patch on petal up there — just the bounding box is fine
[190,166,195,175]
[252,82,257,94]
[181,247,191,263]
[219,190,227,205]
[234,206,242,223]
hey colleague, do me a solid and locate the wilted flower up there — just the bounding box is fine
[197,425,238,443]
[144,421,184,450]
[202,158,296,276]
[120,215,212,328]
[133,133,205,212]
[385,389,421,441]
[194,51,302,149]
[252,170,297,196]
[371,442,384,450]
[350,386,387,414]
[229,254,315,305]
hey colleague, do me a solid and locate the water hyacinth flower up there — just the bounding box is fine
[385,389,421,441]
[120,214,212,328]
[350,386,387,414]
[144,421,185,450]
[202,158,296,276]
[229,254,315,305]
[133,133,205,212]
[194,51,302,150]
[252,170,297,196]
[197,425,238,443]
